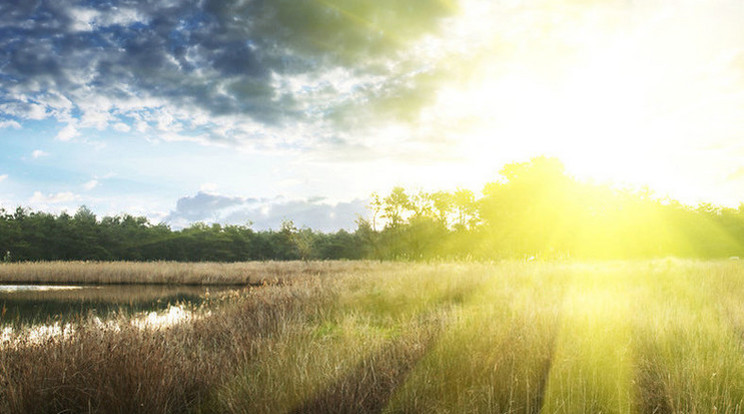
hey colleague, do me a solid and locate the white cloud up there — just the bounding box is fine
[134,120,149,133]
[26,104,47,120]
[0,103,47,121]
[155,111,176,131]
[113,122,131,132]
[68,6,147,32]
[56,123,79,141]
[0,174,7,182]
[199,183,218,193]
[0,121,21,129]
[31,149,49,159]
[68,8,100,32]
[102,8,147,27]
[30,191,79,204]
[83,180,99,191]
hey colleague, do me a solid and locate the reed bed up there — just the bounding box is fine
[2,259,744,413]
[0,268,341,413]
[0,260,390,285]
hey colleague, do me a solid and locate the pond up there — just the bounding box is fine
[0,284,237,327]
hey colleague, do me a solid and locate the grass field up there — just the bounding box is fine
[0,260,383,285]
[2,259,744,413]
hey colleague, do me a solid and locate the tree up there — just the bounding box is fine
[452,188,476,230]
[382,186,411,229]
[369,192,383,231]
[430,191,453,227]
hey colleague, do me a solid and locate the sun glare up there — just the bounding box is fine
[408,1,744,207]
[447,52,669,192]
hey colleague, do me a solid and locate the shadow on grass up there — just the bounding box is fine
[289,330,439,414]
[534,338,558,414]
[634,356,673,414]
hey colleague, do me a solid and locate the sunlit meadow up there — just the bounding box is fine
[2,259,744,413]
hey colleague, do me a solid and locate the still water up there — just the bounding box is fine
[0,284,233,327]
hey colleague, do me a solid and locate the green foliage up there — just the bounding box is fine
[367,156,744,260]
[3,157,744,261]
[0,207,373,262]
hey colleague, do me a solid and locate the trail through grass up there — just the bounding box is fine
[541,266,635,414]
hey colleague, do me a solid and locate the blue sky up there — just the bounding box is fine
[0,116,371,230]
[3,0,744,230]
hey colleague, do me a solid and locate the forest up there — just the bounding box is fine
[3,157,744,262]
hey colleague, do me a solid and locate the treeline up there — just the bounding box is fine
[3,156,744,262]
[366,157,744,260]
[0,208,368,262]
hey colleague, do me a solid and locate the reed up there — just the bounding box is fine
[0,260,388,285]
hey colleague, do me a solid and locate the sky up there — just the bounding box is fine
[2,0,744,231]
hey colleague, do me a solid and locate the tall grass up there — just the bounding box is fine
[632,261,744,413]
[207,263,488,413]
[0,260,387,285]
[541,265,636,414]
[3,260,744,413]
[383,264,565,413]
[0,269,340,413]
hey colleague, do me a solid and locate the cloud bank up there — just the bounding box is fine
[166,192,367,232]
[0,0,455,150]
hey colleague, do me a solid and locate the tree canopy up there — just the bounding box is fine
[3,157,744,262]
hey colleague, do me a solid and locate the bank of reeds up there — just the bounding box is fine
[0,260,389,285]
[0,266,340,413]
[0,262,492,413]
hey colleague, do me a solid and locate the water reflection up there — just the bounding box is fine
[0,284,234,327]
[0,285,83,292]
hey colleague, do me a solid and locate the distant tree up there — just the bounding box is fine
[382,187,411,229]
[409,190,433,219]
[452,188,476,230]
[353,217,378,259]
[369,192,383,231]
[275,220,301,260]
[430,190,453,227]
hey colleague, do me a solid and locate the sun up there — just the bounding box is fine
[422,35,712,205]
[380,0,744,207]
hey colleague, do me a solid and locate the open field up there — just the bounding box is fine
[2,259,744,413]
[0,260,385,285]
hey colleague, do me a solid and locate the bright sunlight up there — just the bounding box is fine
[410,0,744,207]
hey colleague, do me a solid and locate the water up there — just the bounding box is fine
[0,284,234,327]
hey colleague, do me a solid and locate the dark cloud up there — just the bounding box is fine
[166,191,367,232]
[170,191,252,222]
[0,0,456,145]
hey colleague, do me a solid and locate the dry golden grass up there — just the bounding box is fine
[0,268,340,413]
[3,259,744,413]
[0,260,388,285]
